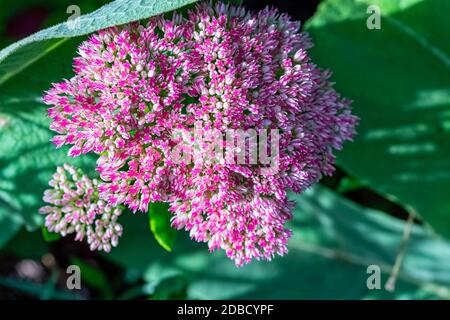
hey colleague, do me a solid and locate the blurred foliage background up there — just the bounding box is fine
[0,0,449,300]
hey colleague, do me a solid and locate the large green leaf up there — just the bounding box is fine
[0,0,199,84]
[305,0,450,238]
[107,187,450,299]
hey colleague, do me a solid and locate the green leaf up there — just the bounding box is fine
[108,187,450,299]
[336,176,366,194]
[149,202,177,252]
[0,0,199,85]
[41,227,61,242]
[0,102,96,229]
[150,276,187,300]
[3,228,48,259]
[305,0,450,238]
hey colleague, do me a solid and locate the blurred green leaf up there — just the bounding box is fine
[149,202,177,252]
[336,176,366,194]
[0,206,22,249]
[0,0,199,85]
[150,276,187,300]
[0,274,85,300]
[117,283,156,300]
[3,228,48,258]
[41,226,61,242]
[305,0,450,238]
[108,186,450,299]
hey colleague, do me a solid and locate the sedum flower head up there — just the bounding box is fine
[43,2,357,266]
[40,164,123,252]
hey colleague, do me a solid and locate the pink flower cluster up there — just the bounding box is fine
[43,2,357,266]
[40,164,123,252]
